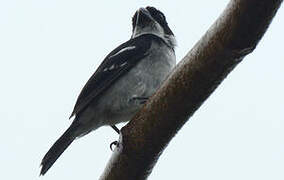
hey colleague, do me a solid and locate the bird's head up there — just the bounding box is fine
[131,7,176,48]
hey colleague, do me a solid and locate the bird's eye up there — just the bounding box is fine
[158,13,165,21]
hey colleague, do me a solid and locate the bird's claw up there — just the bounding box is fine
[131,97,149,105]
[110,141,119,151]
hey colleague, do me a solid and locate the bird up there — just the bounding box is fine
[40,6,176,175]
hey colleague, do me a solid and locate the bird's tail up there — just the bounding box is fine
[40,123,79,175]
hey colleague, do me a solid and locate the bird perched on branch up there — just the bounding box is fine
[40,6,176,175]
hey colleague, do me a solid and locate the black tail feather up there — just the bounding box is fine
[40,124,78,175]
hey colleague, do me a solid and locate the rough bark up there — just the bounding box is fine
[100,0,283,179]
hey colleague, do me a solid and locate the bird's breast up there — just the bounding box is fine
[104,42,175,121]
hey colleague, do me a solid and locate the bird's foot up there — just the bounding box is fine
[110,141,119,151]
[131,96,149,105]
[111,125,120,134]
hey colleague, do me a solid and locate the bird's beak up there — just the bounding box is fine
[136,8,153,26]
[131,8,154,38]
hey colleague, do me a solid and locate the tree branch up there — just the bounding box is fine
[100,0,283,179]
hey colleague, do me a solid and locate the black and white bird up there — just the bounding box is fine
[40,6,176,175]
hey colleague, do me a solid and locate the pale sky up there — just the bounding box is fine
[0,1,283,179]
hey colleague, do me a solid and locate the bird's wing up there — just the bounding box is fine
[69,35,152,118]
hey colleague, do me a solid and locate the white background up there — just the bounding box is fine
[0,0,283,179]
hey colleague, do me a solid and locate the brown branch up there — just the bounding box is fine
[100,0,283,179]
